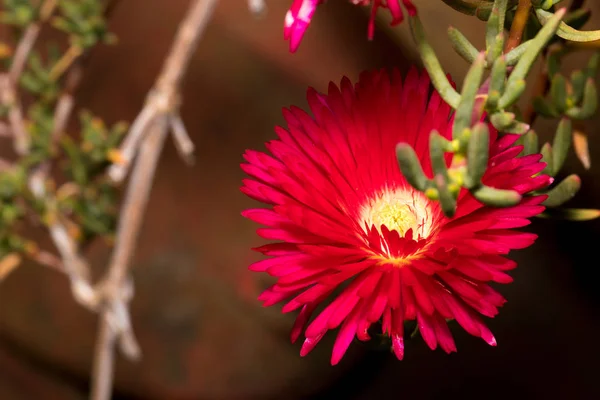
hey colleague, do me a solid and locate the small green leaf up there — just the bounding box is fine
[498,79,526,109]
[434,174,457,217]
[505,41,531,66]
[540,142,554,176]
[570,70,586,103]
[396,143,429,191]
[543,174,581,207]
[465,122,489,188]
[518,130,539,156]
[490,111,515,130]
[536,8,600,42]
[551,117,572,175]
[540,208,600,221]
[410,15,461,109]
[453,52,486,138]
[473,185,522,207]
[565,78,597,120]
[533,96,560,118]
[429,131,451,181]
[448,26,479,64]
[550,74,568,113]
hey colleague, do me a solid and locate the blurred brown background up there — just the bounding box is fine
[1,0,600,399]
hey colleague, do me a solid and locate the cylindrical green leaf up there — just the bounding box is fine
[488,34,505,67]
[551,117,572,175]
[505,41,531,66]
[498,79,526,109]
[410,16,461,109]
[466,122,489,188]
[473,185,522,207]
[550,74,568,113]
[434,174,457,217]
[485,0,507,64]
[448,26,479,64]
[540,142,554,176]
[536,8,600,42]
[570,70,586,104]
[504,121,530,135]
[543,174,581,207]
[585,52,600,78]
[490,111,515,130]
[453,52,486,138]
[487,56,507,111]
[566,78,598,120]
[429,131,450,180]
[540,207,600,221]
[396,143,429,191]
[519,130,539,156]
[533,96,560,118]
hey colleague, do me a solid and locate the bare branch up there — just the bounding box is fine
[108,0,216,182]
[90,316,117,400]
[170,113,195,165]
[27,167,97,308]
[90,1,218,399]
[8,25,41,82]
[0,75,30,154]
[52,62,84,143]
[107,103,158,181]
[8,0,58,81]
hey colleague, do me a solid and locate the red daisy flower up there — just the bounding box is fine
[284,0,417,52]
[241,68,552,365]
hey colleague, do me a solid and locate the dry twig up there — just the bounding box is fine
[89,0,218,399]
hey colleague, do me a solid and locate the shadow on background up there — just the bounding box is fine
[0,0,599,399]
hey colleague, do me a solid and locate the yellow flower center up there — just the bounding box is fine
[360,188,434,240]
[371,202,418,237]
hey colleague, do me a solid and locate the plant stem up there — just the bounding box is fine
[505,0,532,52]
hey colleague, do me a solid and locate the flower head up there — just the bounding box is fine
[284,0,417,52]
[241,68,551,365]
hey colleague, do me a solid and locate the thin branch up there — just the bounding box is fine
[8,24,41,82]
[52,61,84,143]
[170,113,195,165]
[106,103,158,181]
[89,316,116,400]
[108,0,216,182]
[0,75,30,154]
[90,1,218,399]
[8,0,58,81]
[27,167,97,308]
[505,0,532,53]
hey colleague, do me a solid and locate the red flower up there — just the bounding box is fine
[241,68,551,365]
[284,0,417,52]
